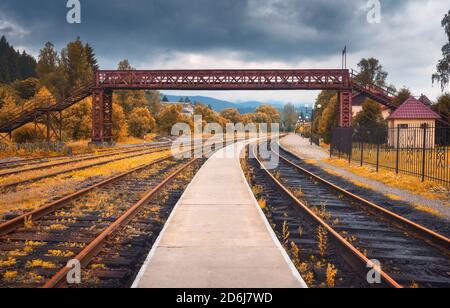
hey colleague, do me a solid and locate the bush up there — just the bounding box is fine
[128,107,156,138]
[13,123,45,143]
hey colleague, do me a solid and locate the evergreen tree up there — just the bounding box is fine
[393,88,411,106]
[353,99,385,128]
[433,10,450,91]
[36,41,66,99]
[162,95,169,102]
[0,36,36,83]
[84,43,99,71]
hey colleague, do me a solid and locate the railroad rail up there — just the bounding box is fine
[0,140,233,288]
[248,141,450,288]
[0,143,172,177]
[0,146,172,190]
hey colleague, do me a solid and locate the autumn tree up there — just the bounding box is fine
[128,107,156,138]
[312,91,335,136]
[220,108,242,124]
[355,58,388,87]
[63,98,92,140]
[194,104,227,127]
[255,105,281,123]
[0,95,17,125]
[282,103,299,132]
[113,60,149,117]
[353,99,386,128]
[36,42,66,99]
[31,87,56,108]
[112,103,127,141]
[317,96,339,144]
[60,37,94,89]
[157,104,192,135]
[12,78,40,100]
[433,10,450,91]
[13,123,44,143]
[146,91,162,116]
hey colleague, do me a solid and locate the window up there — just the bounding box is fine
[399,124,408,129]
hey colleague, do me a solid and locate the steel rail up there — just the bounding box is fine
[275,144,450,254]
[0,155,172,236]
[251,141,402,288]
[0,143,164,169]
[0,147,171,190]
[0,143,171,177]
[0,140,230,236]
[43,153,209,288]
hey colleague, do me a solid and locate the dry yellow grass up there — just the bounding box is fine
[0,150,171,218]
[414,205,444,217]
[324,158,449,201]
[0,148,164,186]
[26,259,56,269]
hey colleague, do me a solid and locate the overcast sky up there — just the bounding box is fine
[0,0,448,105]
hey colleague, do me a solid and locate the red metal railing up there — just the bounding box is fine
[96,69,352,91]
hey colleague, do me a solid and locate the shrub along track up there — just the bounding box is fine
[0,141,231,288]
[244,142,450,288]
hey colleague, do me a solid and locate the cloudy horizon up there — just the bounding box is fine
[0,0,448,105]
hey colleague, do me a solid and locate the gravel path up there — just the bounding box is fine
[280,134,450,220]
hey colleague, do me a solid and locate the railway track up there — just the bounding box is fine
[0,142,172,177]
[0,140,232,288]
[246,142,450,288]
[0,146,173,190]
[0,142,170,171]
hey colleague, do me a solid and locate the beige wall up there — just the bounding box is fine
[388,119,436,148]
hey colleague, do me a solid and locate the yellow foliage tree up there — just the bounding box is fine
[63,97,92,140]
[31,86,56,109]
[0,95,18,125]
[194,104,227,127]
[255,105,281,123]
[13,123,45,143]
[128,107,156,138]
[112,103,127,141]
[220,108,242,124]
[157,104,192,135]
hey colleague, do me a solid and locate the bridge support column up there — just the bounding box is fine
[338,91,353,128]
[92,88,113,145]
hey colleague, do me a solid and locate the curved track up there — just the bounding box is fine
[247,141,450,288]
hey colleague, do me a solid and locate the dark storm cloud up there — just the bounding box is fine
[0,0,411,67]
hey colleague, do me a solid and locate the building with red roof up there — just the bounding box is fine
[387,97,441,148]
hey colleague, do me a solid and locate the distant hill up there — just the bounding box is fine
[160,94,311,116]
[161,95,236,111]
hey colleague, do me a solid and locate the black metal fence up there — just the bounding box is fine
[331,125,450,186]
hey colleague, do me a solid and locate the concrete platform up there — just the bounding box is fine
[132,141,306,288]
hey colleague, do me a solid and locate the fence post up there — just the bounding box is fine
[421,125,427,182]
[360,141,364,167]
[348,142,352,165]
[396,125,400,175]
[376,142,380,173]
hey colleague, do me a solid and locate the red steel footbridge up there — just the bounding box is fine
[0,69,404,143]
